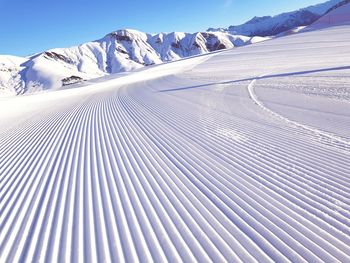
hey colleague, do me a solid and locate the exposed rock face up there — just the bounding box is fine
[200,33,230,51]
[109,33,133,42]
[62,75,83,86]
[44,51,74,64]
[171,41,181,49]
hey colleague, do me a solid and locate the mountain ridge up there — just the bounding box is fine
[208,0,343,36]
[0,30,268,95]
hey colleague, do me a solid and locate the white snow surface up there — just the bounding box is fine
[1,23,350,262]
[0,56,27,95]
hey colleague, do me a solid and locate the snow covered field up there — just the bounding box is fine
[1,21,350,262]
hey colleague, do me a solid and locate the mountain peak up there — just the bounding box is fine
[106,29,148,41]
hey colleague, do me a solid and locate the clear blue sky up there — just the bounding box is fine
[0,0,326,56]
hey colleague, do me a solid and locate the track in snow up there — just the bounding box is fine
[248,75,350,150]
[1,25,350,262]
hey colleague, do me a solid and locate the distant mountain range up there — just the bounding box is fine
[0,31,268,95]
[0,0,347,95]
[208,0,343,36]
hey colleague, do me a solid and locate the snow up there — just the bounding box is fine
[1,15,350,263]
[0,55,27,95]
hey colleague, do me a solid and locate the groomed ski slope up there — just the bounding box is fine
[1,24,350,262]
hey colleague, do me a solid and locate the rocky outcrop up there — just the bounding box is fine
[62,75,83,86]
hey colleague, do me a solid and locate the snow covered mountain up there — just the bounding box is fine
[0,30,267,96]
[1,0,347,96]
[208,0,343,36]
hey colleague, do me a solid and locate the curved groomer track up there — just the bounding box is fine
[1,24,350,262]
